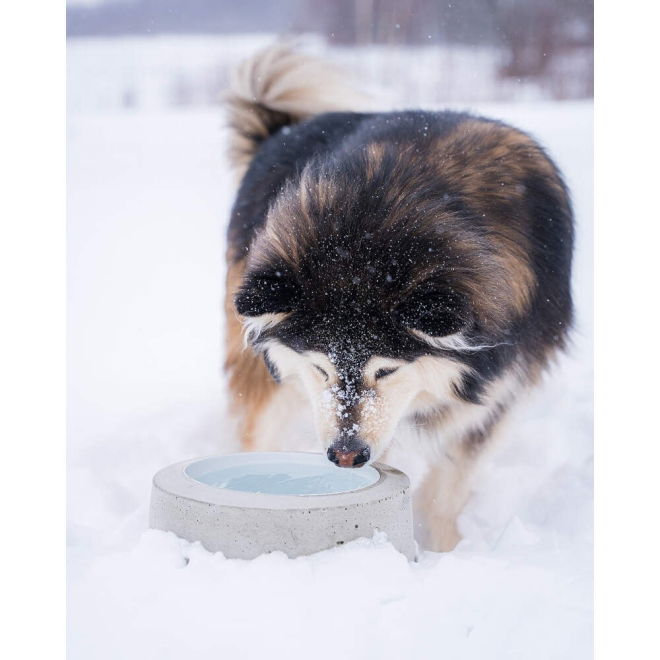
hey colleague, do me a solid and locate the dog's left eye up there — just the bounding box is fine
[314,365,329,381]
[374,367,399,381]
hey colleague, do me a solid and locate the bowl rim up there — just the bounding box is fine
[152,451,409,511]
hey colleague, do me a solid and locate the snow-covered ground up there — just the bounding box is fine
[67,58,593,657]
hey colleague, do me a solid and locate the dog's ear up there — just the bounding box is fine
[393,281,472,337]
[235,265,299,317]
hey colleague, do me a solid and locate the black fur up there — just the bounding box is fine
[230,110,573,403]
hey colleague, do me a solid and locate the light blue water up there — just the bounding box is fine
[185,453,379,496]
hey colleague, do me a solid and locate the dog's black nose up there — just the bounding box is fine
[353,446,370,466]
[327,444,370,468]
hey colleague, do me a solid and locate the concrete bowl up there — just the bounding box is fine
[149,451,414,560]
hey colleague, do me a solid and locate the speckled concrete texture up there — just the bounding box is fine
[149,454,415,560]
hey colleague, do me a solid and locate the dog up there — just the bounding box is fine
[223,46,573,551]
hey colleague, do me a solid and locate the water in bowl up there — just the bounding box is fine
[185,453,379,496]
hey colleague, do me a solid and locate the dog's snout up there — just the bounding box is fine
[327,443,370,468]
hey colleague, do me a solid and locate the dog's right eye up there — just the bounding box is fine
[375,367,399,381]
[313,365,329,381]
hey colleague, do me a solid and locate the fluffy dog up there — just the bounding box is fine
[223,46,573,551]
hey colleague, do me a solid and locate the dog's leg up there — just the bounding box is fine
[417,444,477,552]
[418,414,509,552]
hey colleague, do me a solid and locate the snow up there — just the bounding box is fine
[67,45,593,658]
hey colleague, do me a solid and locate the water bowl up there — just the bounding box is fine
[149,451,414,560]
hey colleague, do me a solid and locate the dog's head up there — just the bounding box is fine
[234,151,532,467]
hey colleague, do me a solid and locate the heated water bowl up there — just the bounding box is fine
[150,451,415,560]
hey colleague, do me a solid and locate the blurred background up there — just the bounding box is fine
[67,0,593,114]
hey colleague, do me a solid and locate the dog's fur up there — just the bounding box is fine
[223,46,573,551]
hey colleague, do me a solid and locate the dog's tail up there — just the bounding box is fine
[225,44,368,178]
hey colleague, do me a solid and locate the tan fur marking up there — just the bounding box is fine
[365,142,386,180]
[426,119,563,317]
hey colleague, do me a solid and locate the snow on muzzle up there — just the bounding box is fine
[324,379,372,468]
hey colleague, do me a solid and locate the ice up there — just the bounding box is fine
[185,454,379,495]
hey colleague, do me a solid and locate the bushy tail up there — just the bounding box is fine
[225,44,368,178]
